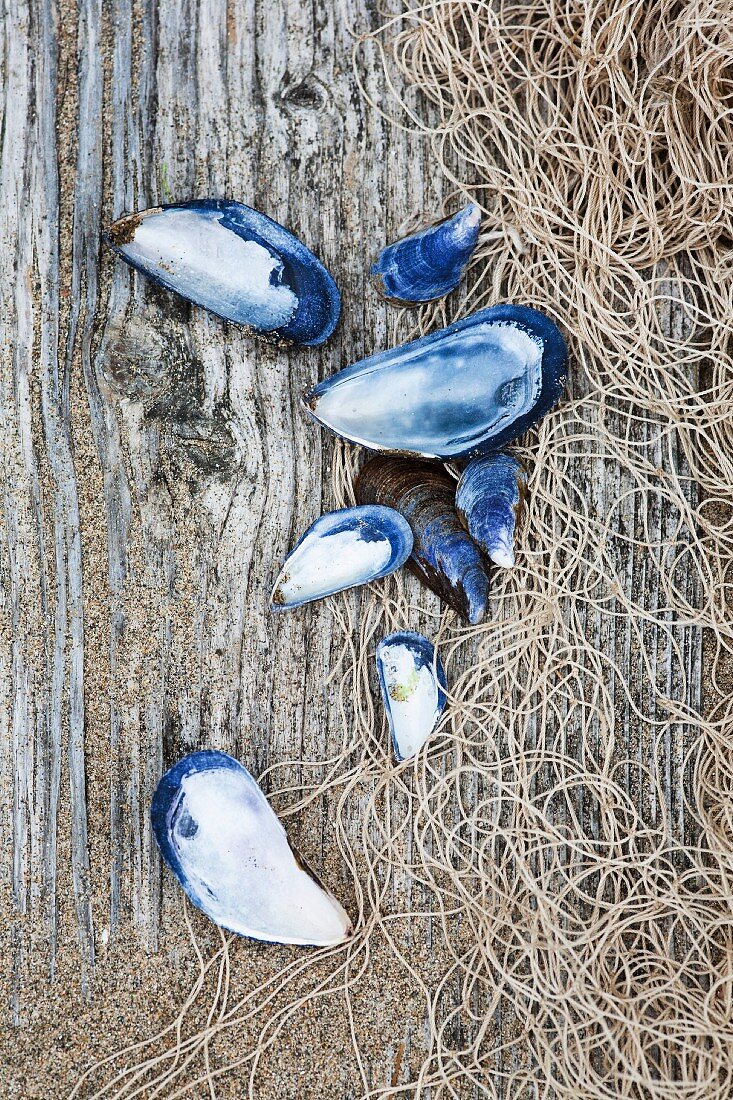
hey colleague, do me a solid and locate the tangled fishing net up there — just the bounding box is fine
[75,1,733,1096]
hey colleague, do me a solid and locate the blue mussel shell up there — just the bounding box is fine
[372,202,481,304]
[456,453,528,569]
[106,199,341,346]
[271,505,413,610]
[151,750,352,945]
[304,304,567,460]
[356,456,492,624]
[376,631,447,761]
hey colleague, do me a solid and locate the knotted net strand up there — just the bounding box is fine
[74,1,733,1096]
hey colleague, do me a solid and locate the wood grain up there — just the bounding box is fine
[0,0,439,1045]
[0,0,702,1094]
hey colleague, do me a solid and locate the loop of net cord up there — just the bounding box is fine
[74,2,733,1097]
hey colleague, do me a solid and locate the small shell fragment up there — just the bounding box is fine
[371,203,481,305]
[376,631,447,761]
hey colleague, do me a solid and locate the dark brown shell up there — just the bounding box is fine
[356,456,491,624]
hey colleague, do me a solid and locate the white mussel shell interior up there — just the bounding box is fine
[275,528,388,606]
[168,764,351,946]
[312,322,543,458]
[378,636,446,761]
[272,508,411,609]
[120,207,298,330]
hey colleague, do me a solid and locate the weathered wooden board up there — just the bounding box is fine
[0,0,450,1089]
[0,0,701,1095]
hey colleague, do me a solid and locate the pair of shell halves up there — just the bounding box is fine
[356,451,528,625]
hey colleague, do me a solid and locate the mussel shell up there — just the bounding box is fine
[356,456,491,624]
[376,631,447,761]
[151,750,353,946]
[371,203,481,305]
[105,200,341,346]
[304,304,567,459]
[270,505,413,610]
[455,453,527,569]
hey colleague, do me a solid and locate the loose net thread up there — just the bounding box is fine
[74,2,733,1097]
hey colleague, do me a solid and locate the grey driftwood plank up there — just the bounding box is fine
[0,0,443,1053]
[0,0,702,1094]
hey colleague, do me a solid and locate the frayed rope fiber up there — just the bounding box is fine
[74,2,733,1097]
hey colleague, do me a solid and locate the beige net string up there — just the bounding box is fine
[73,1,733,1097]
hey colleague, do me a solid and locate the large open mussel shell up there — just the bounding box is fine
[456,453,528,568]
[151,751,353,946]
[271,505,413,610]
[371,203,481,305]
[105,200,341,346]
[356,456,491,624]
[376,631,447,761]
[304,304,567,459]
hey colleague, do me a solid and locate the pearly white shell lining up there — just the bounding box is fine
[379,642,442,760]
[172,768,350,945]
[488,531,515,569]
[312,322,543,458]
[121,208,298,329]
[274,526,393,607]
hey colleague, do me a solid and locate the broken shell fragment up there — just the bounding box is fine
[376,631,447,761]
[105,200,341,346]
[270,505,413,611]
[151,751,353,946]
[304,304,567,460]
[371,202,481,305]
[356,456,491,624]
[456,452,528,569]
